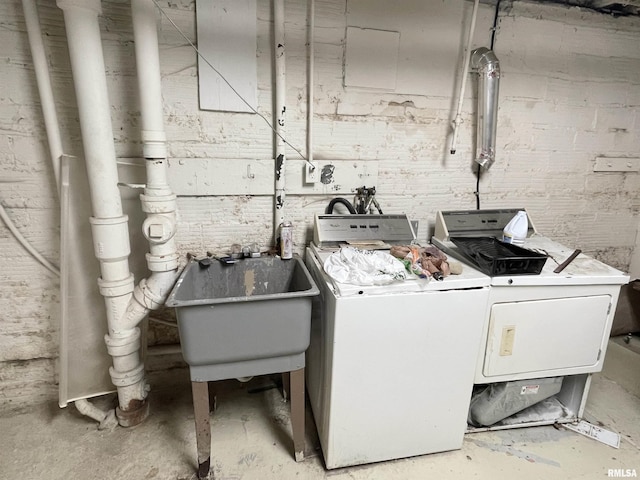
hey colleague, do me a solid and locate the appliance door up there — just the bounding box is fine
[323,287,488,468]
[483,295,611,378]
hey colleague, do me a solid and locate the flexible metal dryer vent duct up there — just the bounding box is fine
[471,47,500,170]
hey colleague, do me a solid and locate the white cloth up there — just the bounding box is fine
[323,247,408,286]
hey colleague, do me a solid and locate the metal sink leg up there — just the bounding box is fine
[291,368,305,462]
[191,381,211,479]
[190,369,305,478]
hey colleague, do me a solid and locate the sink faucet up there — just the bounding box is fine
[230,243,261,258]
[243,243,261,258]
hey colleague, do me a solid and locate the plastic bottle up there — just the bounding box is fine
[502,211,528,246]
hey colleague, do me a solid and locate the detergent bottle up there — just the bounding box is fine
[502,211,528,246]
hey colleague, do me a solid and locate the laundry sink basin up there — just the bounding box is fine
[166,255,319,381]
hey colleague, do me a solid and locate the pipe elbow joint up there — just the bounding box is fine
[120,270,179,331]
[132,271,179,312]
[470,47,500,70]
[132,278,166,312]
[471,47,500,81]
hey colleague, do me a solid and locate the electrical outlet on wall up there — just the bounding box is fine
[305,162,319,184]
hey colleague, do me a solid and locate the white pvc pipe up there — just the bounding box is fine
[21,0,63,193]
[307,0,314,166]
[8,0,64,277]
[74,398,118,430]
[274,0,286,233]
[131,0,164,139]
[57,0,124,220]
[116,0,181,419]
[58,0,181,428]
[130,0,180,314]
[57,0,143,424]
[450,0,480,155]
[131,0,171,191]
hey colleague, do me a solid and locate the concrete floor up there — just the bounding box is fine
[2,340,640,480]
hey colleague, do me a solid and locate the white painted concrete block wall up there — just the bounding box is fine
[0,0,639,411]
[0,1,65,412]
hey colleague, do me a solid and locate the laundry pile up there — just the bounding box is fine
[323,247,408,285]
[389,245,455,280]
[323,245,460,286]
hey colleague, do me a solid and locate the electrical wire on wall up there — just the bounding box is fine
[476,0,502,210]
[0,201,60,276]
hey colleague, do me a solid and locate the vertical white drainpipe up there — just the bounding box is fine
[19,0,64,277]
[307,0,314,167]
[274,0,286,238]
[128,0,179,349]
[57,0,148,426]
[21,0,63,193]
[450,0,480,156]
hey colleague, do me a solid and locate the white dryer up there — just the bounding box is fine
[305,214,490,469]
[432,209,629,429]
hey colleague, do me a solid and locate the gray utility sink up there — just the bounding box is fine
[166,254,319,382]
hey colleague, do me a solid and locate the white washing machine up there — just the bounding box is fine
[305,214,490,469]
[432,209,629,430]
